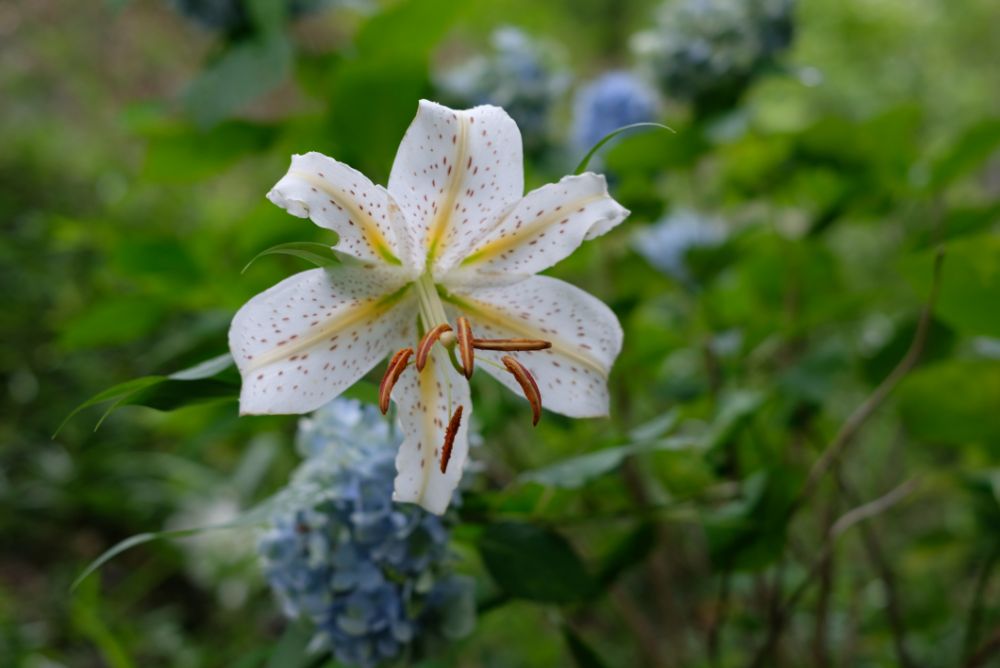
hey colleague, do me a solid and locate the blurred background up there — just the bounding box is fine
[2,0,1000,666]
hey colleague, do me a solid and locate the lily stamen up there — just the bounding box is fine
[455,316,475,379]
[440,405,463,473]
[472,337,552,352]
[415,323,453,371]
[378,348,413,414]
[500,355,542,426]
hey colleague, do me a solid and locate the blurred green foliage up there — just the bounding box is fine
[2,0,999,666]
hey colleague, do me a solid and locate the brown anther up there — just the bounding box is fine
[440,405,463,473]
[501,355,542,426]
[472,337,552,352]
[455,316,475,379]
[378,348,413,414]
[415,323,452,371]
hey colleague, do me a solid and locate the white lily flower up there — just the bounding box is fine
[229,101,628,514]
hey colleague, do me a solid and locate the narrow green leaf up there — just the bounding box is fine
[574,122,675,175]
[168,352,234,380]
[128,378,237,412]
[57,354,239,436]
[70,483,333,592]
[72,530,199,592]
[54,376,165,436]
[518,436,698,489]
[71,513,270,592]
[242,241,343,274]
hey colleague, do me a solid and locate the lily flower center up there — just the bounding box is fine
[378,272,552,472]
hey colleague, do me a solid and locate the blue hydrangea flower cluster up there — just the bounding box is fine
[632,0,796,113]
[436,27,571,153]
[258,399,474,668]
[571,70,660,152]
[634,209,728,286]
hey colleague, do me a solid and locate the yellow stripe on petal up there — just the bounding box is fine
[442,174,628,279]
[441,276,623,419]
[246,283,412,372]
[441,290,609,379]
[460,194,607,266]
[229,267,418,416]
[288,169,402,266]
[391,345,471,515]
[425,114,470,263]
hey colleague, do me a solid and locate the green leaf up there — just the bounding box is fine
[903,234,1000,338]
[518,436,698,490]
[265,620,314,668]
[477,522,597,604]
[246,0,288,33]
[168,352,234,380]
[595,522,658,587]
[930,119,1000,189]
[353,0,463,62]
[963,470,1000,531]
[911,201,1000,249]
[143,120,278,183]
[574,122,676,175]
[183,33,293,128]
[897,360,1000,444]
[59,297,165,350]
[71,575,135,668]
[563,626,611,668]
[56,354,237,436]
[703,467,799,571]
[72,529,201,592]
[705,390,766,451]
[71,490,287,591]
[628,408,680,441]
[242,241,344,274]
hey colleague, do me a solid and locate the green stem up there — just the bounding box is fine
[414,272,449,331]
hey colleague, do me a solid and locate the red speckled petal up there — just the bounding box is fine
[391,346,471,515]
[444,173,629,284]
[229,265,416,415]
[267,152,420,271]
[449,275,622,418]
[387,100,524,275]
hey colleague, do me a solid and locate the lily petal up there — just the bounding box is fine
[229,266,415,415]
[391,346,471,515]
[446,276,622,418]
[267,152,419,270]
[446,173,629,283]
[387,100,523,274]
